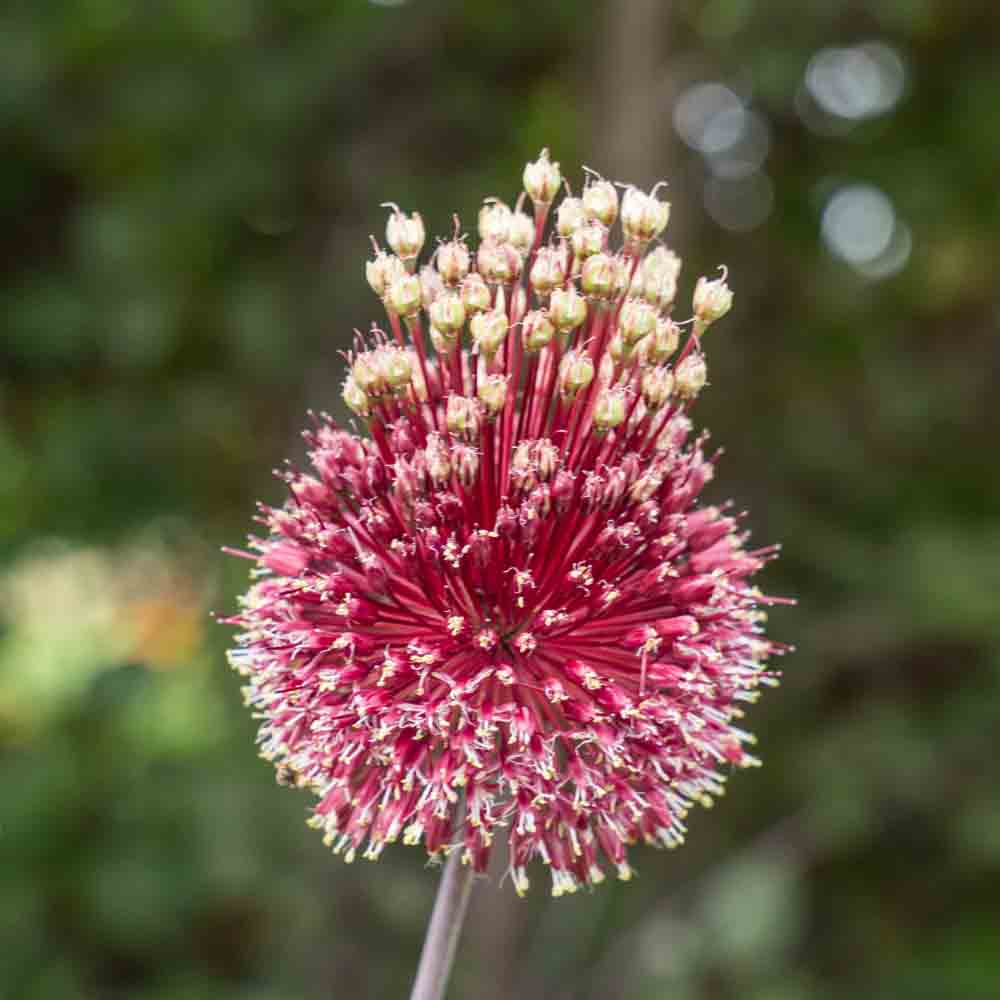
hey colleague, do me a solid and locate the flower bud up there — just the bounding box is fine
[419,264,444,308]
[342,376,370,417]
[436,239,470,285]
[608,330,627,364]
[470,307,508,359]
[674,354,707,401]
[593,387,627,432]
[386,273,423,318]
[429,292,466,335]
[509,210,535,256]
[559,350,595,399]
[640,316,681,365]
[535,439,559,481]
[639,247,682,311]
[461,272,492,314]
[618,297,657,346]
[581,252,617,299]
[529,245,566,297]
[477,240,521,284]
[693,270,733,325]
[352,352,383,395]
[521,309,555,352]
[477,374,508,417]
[582,179,619,227]
[424,433,451,484]
[478,200,511,243]
[621,185,671,248]
[549,286,587,332]
[446,395,481,441]
[366,251,406,299]
[385,207,425,263]
[571,220,607,260]
[641,366,674,410]
[380,346,413,391]
[523,148,561,207]
[452,442,480,487]
[556,197,586,238]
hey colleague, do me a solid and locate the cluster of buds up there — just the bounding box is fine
[229,150,787,900]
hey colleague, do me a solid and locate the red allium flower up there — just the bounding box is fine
[227,151,789,897]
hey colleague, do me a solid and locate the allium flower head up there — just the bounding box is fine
[226,150,789,897]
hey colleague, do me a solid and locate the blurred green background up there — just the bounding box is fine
[3,1,998,998]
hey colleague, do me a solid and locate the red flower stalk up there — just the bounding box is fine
[226,150,789,897]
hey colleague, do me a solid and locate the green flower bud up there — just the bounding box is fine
[477,374,508,417]
[592,387,627,432]
[693,270,733,325]
[641,366,674,410]
[674,354,707,400]
[521,309,556,352]
[342,376,370,417]
[559,349,595,398]
[582,178,619,227]
[386,273,423,318]
[429,292,466,335]
[581,252,616,299]
[529,246,567,297]
[549,286,587,332]
[436,239,470,285]
[470,307,509,359]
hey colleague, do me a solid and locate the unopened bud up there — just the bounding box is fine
[593,387,627,432]
[621,185,671,248]
[429,292,466,335]
[446,395,481,441]
[478,200,511,243]
[529,245,567,297]
[385,207,425,263]
[461,273,492,315]
[386,273,422,318]
[571,220,607,260]
[582,178,619,227]
[559,350,595,398]
[581,252,617,299]
[693,270,733,325]
[535,439,559,481]
[419,264,444,308]
[640,316,681,365]
[352,352,383,395]
[521,309,555,352]
[618,297,657,346]
[342,376,370,417]
[424,433,451,483]
[523,149,562,207]
[641,366,674,410]
[509,211,535,256]
[452,442,480,487]
[674,354,707,400]
[477,374,508,417]
[436,239,470,285]
[366,251,406,299]
[477,240,521,284]
[639,247,682,310]
[549,286,587,332]
[470,307,509,359]
[381,347,413,390]
[556,197,586,238]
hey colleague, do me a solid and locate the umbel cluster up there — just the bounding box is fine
[227,150,787,897]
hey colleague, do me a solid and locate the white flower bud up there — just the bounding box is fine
[478,200,512,243]
[461,272,492,315]
[470,307,509,359]
[639,316,681,365]
[521,310,555,352]
[529,245,567,297]
[429,292,466,335]
[477,374,508,417]
[342,376,370,417]
[384,207,425,263]
[509,211,535,256]
[386,273,422,318]
[571,220,606,260]
[380,346,412,391]
[424,433,451,484]
[436,239,470,285]
[621,185,671,247]
[549,286,587,332]
[476,240,521,284]
[693,270,733,325]
[366,251,406,299]
[523,149,562,207]
[559,350,595,398]
[593,387,627,432]
[352,352,384,395]
[556,197,586,238]
[581,252,617,299]
[446,395,481,441]
[618,297,657,346]
[674,354,707,400]
[582,179,619,227]
[641,366,674,410]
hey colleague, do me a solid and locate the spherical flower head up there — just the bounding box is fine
[227,151,787,898]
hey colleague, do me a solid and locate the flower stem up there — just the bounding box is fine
[409,850,476,1000]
